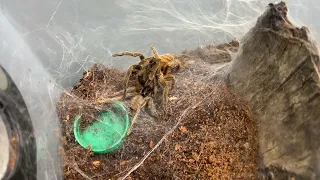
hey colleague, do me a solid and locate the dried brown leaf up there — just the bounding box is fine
[175,144,182,151]
[192,152,199,161]
[169,96,178,101]
[208,155,215,163]
[149,140,154,148]
[92,161,101,167]
[120,161,127,166]
[179,126,188,133]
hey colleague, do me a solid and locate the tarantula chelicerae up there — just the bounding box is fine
[112,45,181,134]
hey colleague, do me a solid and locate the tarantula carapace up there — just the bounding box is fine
[112,45,181,134]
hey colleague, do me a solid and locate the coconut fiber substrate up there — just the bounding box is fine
[56,41,259,179]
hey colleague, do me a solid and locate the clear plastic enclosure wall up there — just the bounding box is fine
[0,0,319,179]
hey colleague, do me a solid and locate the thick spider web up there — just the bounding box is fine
[0,0,318,179]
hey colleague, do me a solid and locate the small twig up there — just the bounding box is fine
[73,163,93,180]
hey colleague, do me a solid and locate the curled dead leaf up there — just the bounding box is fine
[66,115,70,121]
[208,155,215,163]
[169,96,178,101]
[87,146,92,152]
[175,144,182,151]
[187,60,195,65]
[179,126,188,133]
[120,161,126,166]
[171,133,176,137]
[149,140,154,148]
[92,161,101,167]
[192,152,200,161]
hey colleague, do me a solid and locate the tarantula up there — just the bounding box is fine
[112,44,181,109]
[112,45,181,134]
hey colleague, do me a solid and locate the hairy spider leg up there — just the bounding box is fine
[151,44,160,59]
[147,45,162,82]
[164,74,175,91]
[127,96,150,135]
[149,56,175,82]
[153,77,158,95]
[166,58,181,73]
[148,58,162,82]
[137,59,153,87]
[158,72,175,111]
[123,64,141,99]
[146,97,158,118]
[112,51,145,61]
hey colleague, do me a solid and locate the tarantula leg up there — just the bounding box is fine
[127,106,141,135]
[158,73,170,111]
[148,59,161,81]
[167,58,182,73]
[127,96,149,135]
[163,66,170,76]
[146,98,158,118]
[123,65,140,99]
[151,44,160,59]
[153,78,158,95]
[149,45,163,81]
[112,51,145,61]
[163,74,175,92]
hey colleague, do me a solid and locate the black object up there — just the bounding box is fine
[0,65,36,180]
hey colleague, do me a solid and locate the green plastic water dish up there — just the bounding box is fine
[73,101,130,154]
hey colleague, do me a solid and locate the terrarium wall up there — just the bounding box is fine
[0,0,320,179]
